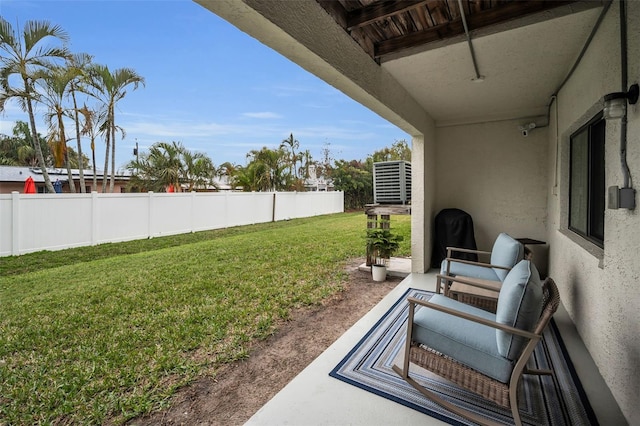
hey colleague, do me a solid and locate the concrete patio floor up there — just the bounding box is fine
[246,270,627,426]
[357,256,412,278]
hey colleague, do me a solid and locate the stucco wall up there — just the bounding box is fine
[434,119,549,272]
[548,3,639,423]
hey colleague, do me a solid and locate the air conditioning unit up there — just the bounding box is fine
[373,161,411,204]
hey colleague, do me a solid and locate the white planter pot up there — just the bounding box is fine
[371,264,387,282]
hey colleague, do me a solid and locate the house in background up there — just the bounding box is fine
[0,166,131,194]
[304,164,334,192]
[194,0,639,423]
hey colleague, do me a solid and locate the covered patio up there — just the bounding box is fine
[193,1,638,424]
[245,270,625,425]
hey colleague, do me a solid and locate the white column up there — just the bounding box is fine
[410,136,427,272]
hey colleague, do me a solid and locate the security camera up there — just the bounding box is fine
[518,122,536,137]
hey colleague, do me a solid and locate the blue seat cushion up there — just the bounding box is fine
[440,233,523,283]
[440,259,500,282]
[490,233,524,281]
[495,260,543,360]
[411,294,514,383]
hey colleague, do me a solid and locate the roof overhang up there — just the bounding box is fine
[195,0,608,130]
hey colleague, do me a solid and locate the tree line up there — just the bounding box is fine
[125,134,410,209]
[2,115,410,208]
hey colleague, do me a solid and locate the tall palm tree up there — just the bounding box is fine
[87,64,144,192]
[299,148,313,179]
[0,18,70,193]
[78,105,103,191]
[280,133,300,179]
[66,53,93,193]
[34,65,77,192]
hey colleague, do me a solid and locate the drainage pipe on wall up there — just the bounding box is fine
[619,0,633,189]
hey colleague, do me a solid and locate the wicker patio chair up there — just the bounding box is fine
[436,272,503,313]
[438,232,525,313]
[393,260,560,426]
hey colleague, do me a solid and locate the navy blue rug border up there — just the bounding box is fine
[329,287,598,426]
[548,319,599,425]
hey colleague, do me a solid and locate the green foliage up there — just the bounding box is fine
[330,140,412,210]
[85,63,145,192]
[0,121,88,168]
[236,146,292,191]
[280,133,300,179]
[331,159,373,210]
[0,17,71,192]
[0,213,410,424]
[366,225,404,264]
[370,139,411,163]
[221,134,321,192]
[127,141,216,192]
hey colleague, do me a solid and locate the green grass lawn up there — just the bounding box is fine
[0,212,410,424]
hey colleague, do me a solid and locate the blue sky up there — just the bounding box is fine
[0,0,409,170]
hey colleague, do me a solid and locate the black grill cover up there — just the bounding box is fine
[431,208,478,268]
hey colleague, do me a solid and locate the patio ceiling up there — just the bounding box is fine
[317,0,607,125]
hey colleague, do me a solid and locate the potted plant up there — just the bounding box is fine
[366,227,403,282]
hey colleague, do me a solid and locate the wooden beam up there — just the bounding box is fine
[317,0,348,29]
[364,204,411,215]
[347,0,430,30]
[375,0,578,58]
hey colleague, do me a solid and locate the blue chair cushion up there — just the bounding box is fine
[411,294,514,383]
[490,233,524,281]
[495,260,543,360]
[440,259,500,281]
[440,233,523,283]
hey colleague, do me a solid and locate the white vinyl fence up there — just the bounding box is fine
[0,191,343,257]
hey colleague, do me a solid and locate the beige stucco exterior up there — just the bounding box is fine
[549,4,640,421]
[435,119,549,251]
[196,0,638,422]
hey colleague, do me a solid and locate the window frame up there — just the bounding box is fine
[568,112,605,248]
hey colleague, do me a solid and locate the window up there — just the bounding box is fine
[569,113,605,247]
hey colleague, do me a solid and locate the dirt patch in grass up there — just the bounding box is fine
[128,258,401,426]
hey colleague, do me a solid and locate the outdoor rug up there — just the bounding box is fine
[329,288,597,425]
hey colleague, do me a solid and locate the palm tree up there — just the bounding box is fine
[181,148,216,191]
[87,64,144,192]
[0,18,70,193]
[66,53,93,193]
[280,133,300,179]
[299,148,314,179]
[245,147,290,192]
[127,141,216,193]
[78,105,103,191]
[234,163,259,192]
[217,161,238,189]
[34,65,77,192]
